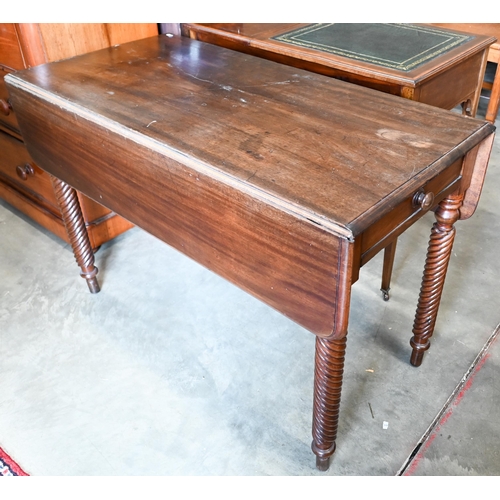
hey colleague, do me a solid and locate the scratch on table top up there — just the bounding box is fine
[247,170,257,181]
[176,64,300,89]
[239,79,300,89]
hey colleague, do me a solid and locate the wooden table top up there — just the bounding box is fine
[180,23,496,87]
[6,35,493,237]
[429,24,500,50]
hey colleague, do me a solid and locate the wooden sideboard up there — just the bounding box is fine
[0,23,158,252]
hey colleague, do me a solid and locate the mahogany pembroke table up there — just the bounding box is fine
[5,35,496,471]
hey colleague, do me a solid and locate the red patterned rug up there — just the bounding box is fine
[0,447,29,476]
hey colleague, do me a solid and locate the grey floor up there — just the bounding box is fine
[1,95,499,477]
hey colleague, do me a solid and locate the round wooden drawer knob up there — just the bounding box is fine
[16,163,35,181]
[413,190,434,211]
[0,98,12,116]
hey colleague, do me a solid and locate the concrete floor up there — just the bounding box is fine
[0,94,499,477]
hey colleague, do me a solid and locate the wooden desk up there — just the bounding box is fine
[180,23,497,300]
[5,35,495,471]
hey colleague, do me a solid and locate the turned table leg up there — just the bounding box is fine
[410,192,464,367]
[51,177,100,293]
[380,239,397,301]
[311,334,347,471]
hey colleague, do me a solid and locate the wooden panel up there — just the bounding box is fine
[417,51,485,109]
[36,24,158,63]
[81,206,134,250]
[76,192,115,224]
[488,46,500,64]
[460,133,496,220]
[104,23,159,46]
[37,24,111,62]
[0,24,24,69]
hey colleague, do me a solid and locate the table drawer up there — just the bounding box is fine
[0,129,60,214]
[0,67,20,134]
[359,158,463,266]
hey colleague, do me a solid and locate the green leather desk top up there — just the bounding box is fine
[272,23,473,71]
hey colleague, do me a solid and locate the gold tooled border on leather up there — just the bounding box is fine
[272,23,473,71]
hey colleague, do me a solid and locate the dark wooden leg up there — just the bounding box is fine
[410,193,463,367]
[311,334,347,471]
[380,239,397,301]
[461,98,473,117]
[51,177,100,293]
[485,63,500,124]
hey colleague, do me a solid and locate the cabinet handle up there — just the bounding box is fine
[0,98,12,116]
[16,163,35,181]
[413,189,434,211]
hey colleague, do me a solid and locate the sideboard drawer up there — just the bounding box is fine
[0,129,60,214]
[0,67,20,134]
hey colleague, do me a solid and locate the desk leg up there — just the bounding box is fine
[311,334,347,471]
[410,192,463,367]
[51,177,100,293]
[461,98,473,117]
[485,62,500,124]
[380,239,397,301]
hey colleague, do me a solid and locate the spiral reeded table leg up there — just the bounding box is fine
[51,177,100,293]
[311,335,347,471]
[410,193,463,367]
